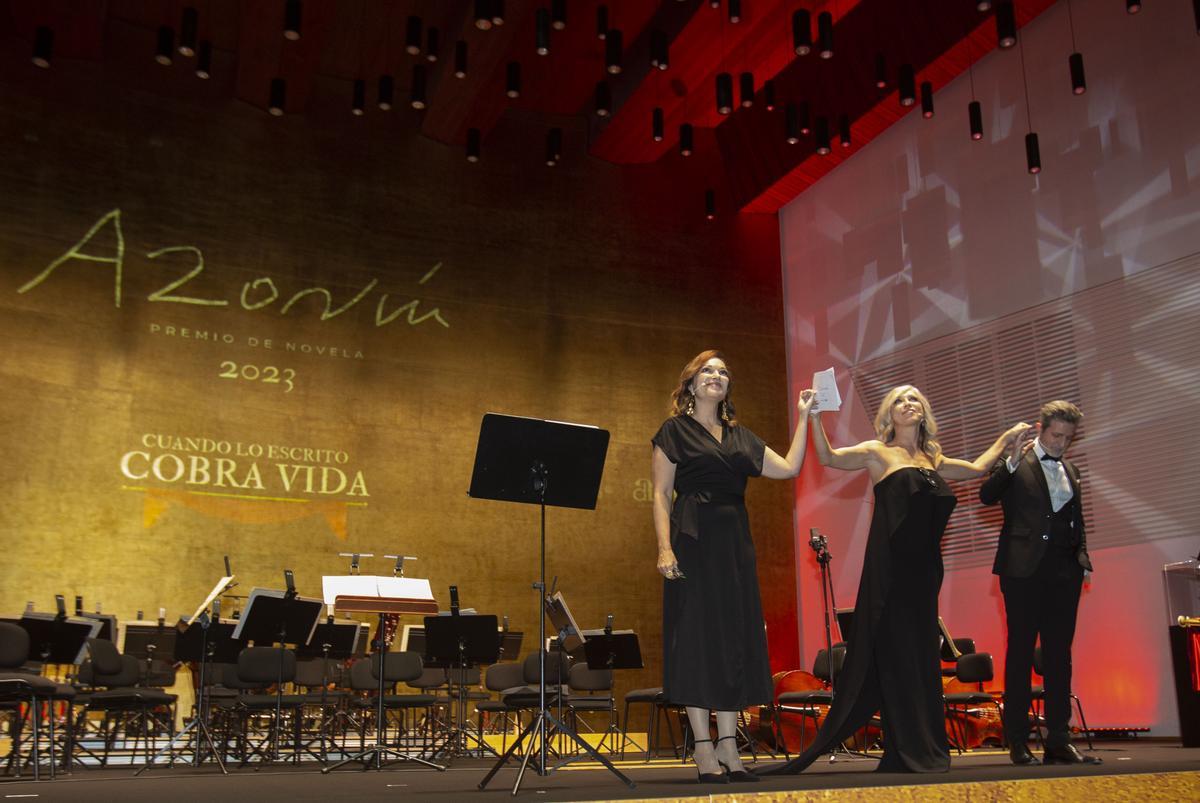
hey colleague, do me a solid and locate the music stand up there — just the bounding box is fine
[295,618,362,762]
[233,586,323,764]
[578,629,642,756]
[468,412,633,794]
[424,613,501,760]
[79,612,118,642]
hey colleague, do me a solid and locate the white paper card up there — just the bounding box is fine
[812,367,842,412]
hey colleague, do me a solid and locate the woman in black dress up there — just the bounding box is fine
[652,350,815,783]
[771,385,1030,774]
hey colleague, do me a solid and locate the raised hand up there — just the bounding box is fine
[797,388,817,415]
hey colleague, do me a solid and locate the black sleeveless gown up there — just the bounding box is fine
[651,414,774,710]
[772,466,957,774]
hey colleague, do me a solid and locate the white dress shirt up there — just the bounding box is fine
[1006,440,1074,512]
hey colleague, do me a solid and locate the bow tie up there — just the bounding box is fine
[1040,453,1061,463]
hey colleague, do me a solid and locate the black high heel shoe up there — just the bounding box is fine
[716,735,761,783]
[691,738,730,784]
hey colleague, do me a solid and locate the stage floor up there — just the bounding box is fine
[3,741,1198,801]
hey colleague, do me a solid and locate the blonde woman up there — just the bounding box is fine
[770,385,1030,775]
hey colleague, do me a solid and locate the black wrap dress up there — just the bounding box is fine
[652,414,773,711]
[773,466,957,774]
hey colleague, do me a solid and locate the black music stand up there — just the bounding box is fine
[18,613,98,666]
[79,612,118,642]
[123,621,178,685]
[424,613,501,760]
[468,412,633,794]
[296,618,361,762]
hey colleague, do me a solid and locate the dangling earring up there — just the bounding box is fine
[685,392,696,415]
[719,400,731,422]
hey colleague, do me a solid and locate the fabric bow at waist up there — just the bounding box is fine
[672,490,745,540]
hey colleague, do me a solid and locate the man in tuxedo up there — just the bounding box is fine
[980,400,1100,766]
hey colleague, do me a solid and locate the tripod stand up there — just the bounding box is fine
[423,611,501,761]
[468,413,634,795]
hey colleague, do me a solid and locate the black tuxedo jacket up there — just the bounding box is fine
[979,450,1093,579]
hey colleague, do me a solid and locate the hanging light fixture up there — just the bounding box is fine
[405,16,422,55]
[546,128,562,166]
[32,26,53,68]
[650,30,669,70]
[799,101,812,135]
[715,72,734,115]
[551,0,567,30]
[739,72,754,108]
[596,5,608,40]
[763,79,776,111]
[426,27,440,62]
[976,1,993,10]
[817,12,834,59]
[1192,0,1200,34]
[466,128,481,162]
[792,10,812,55]
[995,1,1017,49]
[411,65,427,109]
[195,40,212,78]
[1126,0,1141,13]
[785,103,800,144]
[454,40,468,78]
[1065,0,1085,94]
[652,107,664,141]
[156,26,174,65]
[506,61,520,98]
[705,189,716,221]
[474,0,492,31]
[536,8,550,55]
[728,0,742,23]
[679,123,694,156]
[179,7,198,57]
[595,81,612,116]
[898,64,916,106]
[839,114,851,148]
[378,74,394,110]
[352,79,365,115]
[268,78,286,116]
[492,0,505,26]
[1019,30,1040,173]
[874,53,887,89]
[606,29,623,73]
[920,81,934,118]
[969,101,984,140]
[815,116,831,155]
[283,0,302,41]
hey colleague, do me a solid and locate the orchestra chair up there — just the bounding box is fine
[618,687,680,761]
[499,651,572,757]
[770,642,846,760]
[224,647,305,766]
[1031,644,1093,750]
[293,657,347,761]
[78,638,176,767]
[1,622,75,781]
[348,652,438,760]
[943,651,1002,754]
[474,661,525,756]
[566,662,618,754]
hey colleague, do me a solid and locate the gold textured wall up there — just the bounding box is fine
[0,58,797,719]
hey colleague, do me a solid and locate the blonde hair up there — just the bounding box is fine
[874,385,942,462]
[668,349,738,425]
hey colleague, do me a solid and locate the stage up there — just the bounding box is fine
[3,741,1197,802]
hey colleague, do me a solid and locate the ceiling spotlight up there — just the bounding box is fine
[179,7,198,57]
[817,12,834,59]
[920,81,934,118]
[595,81,612,116]
[815,116,831,155]
[406,16,422,55]
[1025,131,1041,174]
[650,30,669,70]
[466,128,481,162]
[968,100,984,140]
[283,0,302,41]
[536,9,550,55]
[679,123,694,157]
[995,1,1017,49]
[268,77,286,116]
[596,5,608,39]
[652,107,664,141]
[426,27,440,62]
[898,64,916,106]
[716,72,733,115]
[763,79,776,111]
[506,62,521,98]
[1126,0,1141,13]
[378,74,394,110]
[739,72,754,108]
[792,9,812,55]
[785,103,800,144]
[410,65,427,109]
[546,128,562,166]
[728,0,742,23]
[474,0,492,30]
[454,40,468,78]
[874,53,887,89]
[156,26,174,65]
[195,40,212,78]
[551,0,567,30]
[605,29,623,73]
[838,114,851,148]
[352,78,365,115]
[1069,52,1086,94]
[705,189,716,220]
[32,25,53,68]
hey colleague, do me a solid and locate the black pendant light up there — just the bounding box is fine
[898,64,916,106]
[595,81,612,116]
[839,114,851,148]
[536,8,550,55]
[268,78,286,116]
[405,16,422,55]
[874,53,887,89]
[32,26,53,68]
[817,12,834,59]
[996,1,1017,49]
[283,0,302,41]
[679,123,694,156]
[195,40,211,78]
[426,27,440,62]
[763,80,776,111]
[652,107,664,141]
[506,61,520,98]
[815,116,831,155]
[969,100,984,141]
[352,78,365,115]
[605,29,623,73]
[920,81,934,118]
[705,189,716,220]
[179,7,198,56]
[466,128,481,162]
[378,74,394,110]
[551,0,567,30]
[155,26,174,65]
[785,103,800,144]
[454,40,468,78]
[716,72,734,115]
[410,65,427,109]
[739,72,754,108]
[546,128,562,166]
[792,10,812,55]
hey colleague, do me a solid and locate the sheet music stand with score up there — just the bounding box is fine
[320,573,445,774]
